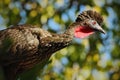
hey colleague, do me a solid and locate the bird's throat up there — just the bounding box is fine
[74,26,94,38]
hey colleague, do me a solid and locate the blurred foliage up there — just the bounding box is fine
[0,0,120,80]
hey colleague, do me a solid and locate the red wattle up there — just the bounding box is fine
[74,26,94,38]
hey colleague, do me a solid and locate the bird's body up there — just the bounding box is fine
[0,24,73,74]
[0,10,105,80]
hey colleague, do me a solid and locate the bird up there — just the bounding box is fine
[0,10,105,80]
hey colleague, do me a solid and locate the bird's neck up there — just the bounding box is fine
[62,22,79,40]
[62,27,75,42]
[56,23,78,45]
[39,24,76,52]
[39,28,75,56]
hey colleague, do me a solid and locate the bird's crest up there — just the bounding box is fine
[76,10,103,26]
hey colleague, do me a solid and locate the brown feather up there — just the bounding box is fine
[76,10,103,26]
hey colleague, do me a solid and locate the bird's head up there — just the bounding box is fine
[71,10,105,38]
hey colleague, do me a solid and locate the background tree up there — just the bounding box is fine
[0,0,120,80]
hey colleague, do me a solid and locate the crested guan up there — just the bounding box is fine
[0,10,105,80]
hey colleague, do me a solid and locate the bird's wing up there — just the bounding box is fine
[0,25,38,63]
[0,25,54,66]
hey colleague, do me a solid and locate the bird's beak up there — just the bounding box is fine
[95,25,106,34]
[93,24,106,34]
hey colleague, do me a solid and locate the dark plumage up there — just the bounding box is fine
[76,10,103,26]
[0,10,105,80]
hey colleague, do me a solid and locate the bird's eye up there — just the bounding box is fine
[92,21,96,25]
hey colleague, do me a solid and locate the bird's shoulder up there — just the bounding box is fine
[0,24,52,36]
[5,24,41,30]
